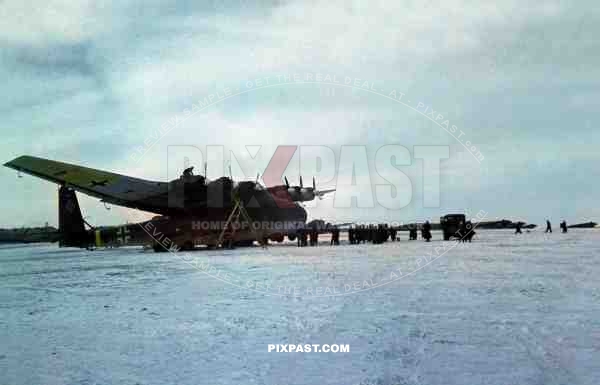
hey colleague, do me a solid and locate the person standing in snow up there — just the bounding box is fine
[422,221,432,242]
[560,220,568,233]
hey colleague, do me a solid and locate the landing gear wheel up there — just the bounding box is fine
[181,241,194,251]
[153,243,167,252]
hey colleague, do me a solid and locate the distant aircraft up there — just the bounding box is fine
[4,155,336,251]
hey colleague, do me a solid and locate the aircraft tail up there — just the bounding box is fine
[58,185,92,248]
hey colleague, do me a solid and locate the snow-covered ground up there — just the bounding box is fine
[1,230,598,385]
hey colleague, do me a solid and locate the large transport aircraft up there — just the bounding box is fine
[4,155,335,251]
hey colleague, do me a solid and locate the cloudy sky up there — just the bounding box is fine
[1,0,598,227]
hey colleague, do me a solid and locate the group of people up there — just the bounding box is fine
[296,227,318,247]
[295,217,572,246]
[296,225,341,247]
[345,222,440,244]
[547,220,568,233]
[348,224,396,245]
[516,220,568,234]
[295,219,481,247]
[292,217,572,248]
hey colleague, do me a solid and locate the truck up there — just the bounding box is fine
[440,214,466,240]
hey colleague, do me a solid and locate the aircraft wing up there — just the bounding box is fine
[4,155,169,212]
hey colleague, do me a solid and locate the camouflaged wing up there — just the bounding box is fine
[4,155,169,212]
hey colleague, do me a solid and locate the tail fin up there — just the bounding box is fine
[58,185,91,248]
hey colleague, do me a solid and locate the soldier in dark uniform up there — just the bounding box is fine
[374,224,383,244]
[182,166,194,177]
[560,220,568,233]
[422,221,432,242]
[390,227,397,242]
[309,226,319,246]
[515,222,522,234]
[330,226,340,246]
[545,220,552,233]
[409,224,417,240]
[261,236,269,248]
[298,227,308,247]
[458,221,471,242]
[463,221,474,242]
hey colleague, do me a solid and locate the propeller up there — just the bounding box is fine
[312,177,322,200]
[311,177,335,200]
[284,176,298,196]
[281,175,335,200]
[292,176,302,193]
[299,175,315,195]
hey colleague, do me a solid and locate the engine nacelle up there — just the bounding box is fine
[300,189,314,201]
[287,188,301,201]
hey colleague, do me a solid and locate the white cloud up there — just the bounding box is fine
[0,1,112,45]
[2,0,600,226]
